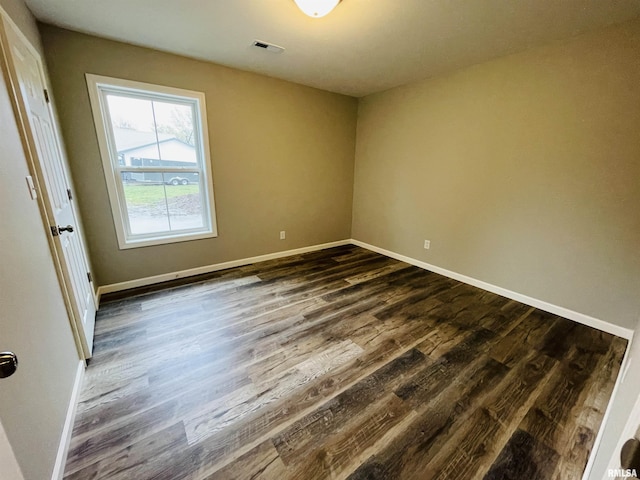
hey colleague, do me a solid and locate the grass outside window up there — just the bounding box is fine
[123,184,199,205]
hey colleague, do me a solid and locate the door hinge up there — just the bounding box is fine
[50,225,59,236]
[67,188,73,200]
[44,89,50,103]
[87,272,93,283]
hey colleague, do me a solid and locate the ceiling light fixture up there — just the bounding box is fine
[293,0,341,18]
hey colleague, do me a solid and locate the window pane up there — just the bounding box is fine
[106,95,162,168]
[121,172,204,235]
[121,173,170,235]
[153,101,198,167]
[163,173,205,231]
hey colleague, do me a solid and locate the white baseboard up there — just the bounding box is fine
[97,240,351,297]
[51,360,84,480]
[96,236,632,340]
[351,239,633,340]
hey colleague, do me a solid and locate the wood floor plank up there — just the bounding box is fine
[66,398,183,474]
[517,363,592,453]
[483,429,560,480]
[415,322,468,359]
[372,282,456,322]
[72,368,251,438]
[128,299,338,388]
[183,340,364,445]
[346,355,509,480]
[366,298,445,350]
[272,348,430,465]
[394,328,498,408]
[489,308,556,367]
[65,423,188,480]
[476,301,532,336]
[64,246,626,480]
[203,440,288,480]
[521,333,627,479]
[550,424,596,480]
[419,351,558,480]
[71,337,421,480]
[578,337,627,433]
[283,393,414,480]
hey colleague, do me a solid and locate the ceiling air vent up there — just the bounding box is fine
[252,40,285,54]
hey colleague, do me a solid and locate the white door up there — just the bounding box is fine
[1,17,96,358]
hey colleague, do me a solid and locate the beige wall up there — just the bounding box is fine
[39,25,358,286]
[353,19,640,330]
[0,0,38,48]
[0,3,80,479]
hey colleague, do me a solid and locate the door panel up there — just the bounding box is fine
[0,14,82,480]
[2,16,96,357]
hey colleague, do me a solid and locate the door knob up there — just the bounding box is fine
[50,225,74,236]
[621,438,640,471]
[0,352,18,379]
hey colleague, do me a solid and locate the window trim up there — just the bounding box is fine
[86,74,218,249]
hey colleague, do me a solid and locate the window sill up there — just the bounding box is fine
[117,230,218,250]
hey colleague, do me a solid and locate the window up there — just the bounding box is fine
[86,74,217,249]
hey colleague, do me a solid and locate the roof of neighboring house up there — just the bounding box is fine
[113,127,175,153]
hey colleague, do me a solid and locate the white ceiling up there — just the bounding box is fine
[24,0,640,97]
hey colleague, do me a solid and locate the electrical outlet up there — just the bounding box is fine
[424,240,430,250]
[280,231,286,240]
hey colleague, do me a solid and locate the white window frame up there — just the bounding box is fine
[86,74,217,249]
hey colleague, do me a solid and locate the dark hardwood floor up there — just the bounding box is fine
[63,245,627,480]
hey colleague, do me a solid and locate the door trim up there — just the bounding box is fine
[51,360,84,480]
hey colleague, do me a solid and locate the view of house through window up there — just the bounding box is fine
[86,75,217,248]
